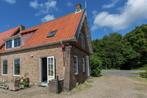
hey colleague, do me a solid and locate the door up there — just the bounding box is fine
[47,56,55,83]
[41,57,47,83]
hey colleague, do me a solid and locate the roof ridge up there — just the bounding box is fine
[23,10,84,32]
[0,26,21,34]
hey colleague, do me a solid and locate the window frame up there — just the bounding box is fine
[5,37,21,49]
[13,58,20,76]
[6,39,12,49]
[2,59,8,75]
[73,56,79,75]
[80,32,86,49]
[14,37,21,48]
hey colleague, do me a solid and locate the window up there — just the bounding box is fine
[5,37,21,49]
[13,58,20,76]
[82,57,86,72]
[14,38,21,47]
[2,60,8,75]
[6,40,12,49]
[80,33,86,49]
[73,56,78,75]
[47,30,57,38]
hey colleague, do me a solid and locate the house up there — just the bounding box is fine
[0,4,92,91]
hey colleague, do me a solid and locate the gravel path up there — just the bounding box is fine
[0,70,147,98]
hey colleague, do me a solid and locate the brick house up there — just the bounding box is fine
[0,4,92,91]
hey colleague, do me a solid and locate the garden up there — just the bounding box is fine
[0,73,30,91]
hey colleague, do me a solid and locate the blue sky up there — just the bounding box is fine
[0,0,147,40]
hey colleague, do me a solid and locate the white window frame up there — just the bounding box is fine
[82,57,86,72]
[5,40,12,49]
[73,56,79,75]
[13,58,20,76]
[5,37,21,49]
[14,37,21,47]
[1,59,8,75]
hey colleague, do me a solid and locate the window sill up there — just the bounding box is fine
[74,73,79,75]
[1,74,8,76]
[13,75,20,77]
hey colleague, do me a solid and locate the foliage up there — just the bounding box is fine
[140,69,147,79]
[19,73,30,89]
[90,54,102,77]
[91,24,147,70]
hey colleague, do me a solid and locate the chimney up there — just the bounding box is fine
[75,3,82,13]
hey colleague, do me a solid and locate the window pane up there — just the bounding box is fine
[3,60,8,74]
[14,38,21,47]
[14,59,20,75]
[83,58,85,72]
[6,40,12,49]
[73,56,78,74]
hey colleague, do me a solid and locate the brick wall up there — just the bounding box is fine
[70,46,89,89]
[0,45,64,84]
[63,45,90,91]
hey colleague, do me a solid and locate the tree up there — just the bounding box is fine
[91,24,147,70]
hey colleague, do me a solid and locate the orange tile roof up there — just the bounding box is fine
[22,10,84,48]
[0,26,20,47]
[0,10,84,52]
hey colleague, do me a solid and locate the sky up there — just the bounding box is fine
[0,0,147,40]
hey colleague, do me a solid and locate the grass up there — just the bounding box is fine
[71,78,93,93]
[135,65,147,70]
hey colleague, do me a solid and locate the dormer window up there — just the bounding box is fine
[5,37,21,49]
[6,40,12,49]
[14,38,21,47]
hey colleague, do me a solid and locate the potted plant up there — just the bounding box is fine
[19,73,30,89]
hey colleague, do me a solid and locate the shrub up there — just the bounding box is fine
[90,54,102,77]
[91,66,101,77]
[140,69,147,78]
[19,73,30,89]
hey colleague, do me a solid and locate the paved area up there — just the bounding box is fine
[102,70,145,77]
[0,70,147,98]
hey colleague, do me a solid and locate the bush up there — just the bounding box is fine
[90,54,102,77]
[91,66,101,77]
[140,69,147,78]
[19,73,30,89]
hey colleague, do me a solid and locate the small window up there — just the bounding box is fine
[80,33,86,49]
[14,38,21,47]
[2,60,8,75]
[13,58,20,76]
[73,56,78,75]
[47,30,57,38]
[82,57,86,72]
[6,40,12,49]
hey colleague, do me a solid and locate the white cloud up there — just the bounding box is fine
[41,14,55,22]
[3,0,16,4]
[102,0,119,9]
[30,0,57,15]
[92,0,147,31]
[30,0,38,9]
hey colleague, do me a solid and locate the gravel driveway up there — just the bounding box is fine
[0,70,147,98]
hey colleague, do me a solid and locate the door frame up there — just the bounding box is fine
[40,56,55,86]
[47,56,55,83]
